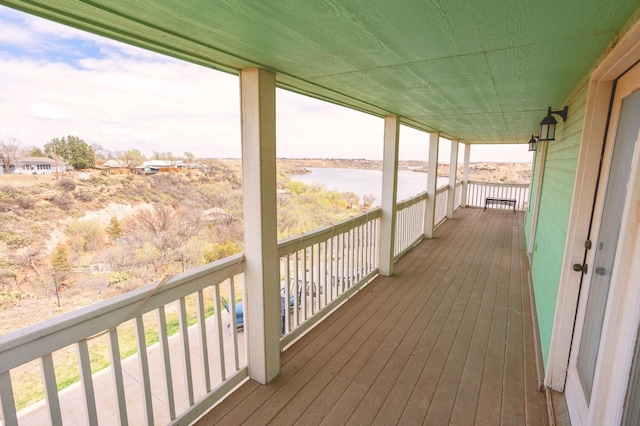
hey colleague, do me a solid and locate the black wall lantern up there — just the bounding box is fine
[528,135,538,152]
[538,106,569,141]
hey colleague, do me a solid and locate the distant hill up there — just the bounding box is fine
[270,158,531,184]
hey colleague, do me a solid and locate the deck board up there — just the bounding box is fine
[196,208,548,425]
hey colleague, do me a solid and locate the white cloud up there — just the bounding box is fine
[25,102,69,121]
[0,21,36,46]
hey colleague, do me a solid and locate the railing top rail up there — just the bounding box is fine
[396,191,427,210]
[277,207,381,257]
[435,184,449,194]
[468,180,529,188]
[455,180,463,187]
[0,253,245,372]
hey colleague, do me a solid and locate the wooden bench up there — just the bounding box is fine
[484,197,516,213]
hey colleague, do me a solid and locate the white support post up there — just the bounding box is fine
[461,143,470,208]
[379,115,400,276]
[447,140,459,219]
[423,132,439,239]
[240,67,280,384]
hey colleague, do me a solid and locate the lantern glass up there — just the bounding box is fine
[539,113,557,141]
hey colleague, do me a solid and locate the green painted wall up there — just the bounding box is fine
[529,79,588,368]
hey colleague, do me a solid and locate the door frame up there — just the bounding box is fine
[566,63,640,425]
[546,16,640,424]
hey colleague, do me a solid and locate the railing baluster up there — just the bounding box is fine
[322,241,328,308]
[0,370,18,426]
[156,306,176,420]
[315,243,321,312]
[338,232,344,293]
[348,228,354,286]
[302,246,308,319]
[358,223,363,277]
[343,230,348,290]
[401,203,405,255]
[330,236,335,300]
[315,243,320,313]
[195,290,211,393]
[316,242,322,311]
[108,328,128,426]
[294,251,300,325]
[212,285,226,382]
[228,277,240,371]
[178,297,194,406]
[352,227,357,283]
[343,230,349,289]
[310,244,316,315]
[40,353,62,425]
[134,315,153,426]
[366,219,371,273]
[283,256,291,334]
[77,340,98,425]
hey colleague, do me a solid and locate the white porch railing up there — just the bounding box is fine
[466,181,530,210]
[434,184,449,227]
[278,208,381,348]
[0,254,247,426]
[394,192,426,260]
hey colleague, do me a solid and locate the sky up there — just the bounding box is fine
[0,6,533,163]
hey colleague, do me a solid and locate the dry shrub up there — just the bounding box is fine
[73,192,93,202]
[0,185,17,196]
[51,193,74,210]
[67,219,104,252]
[57,178,76,192]
[16,196,34,209]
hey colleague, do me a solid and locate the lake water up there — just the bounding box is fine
[291,167,450,205]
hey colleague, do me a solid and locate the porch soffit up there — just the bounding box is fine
[1,0,637,144]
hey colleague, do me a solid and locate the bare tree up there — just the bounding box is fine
[153,151,182,168]
[91,143,111,164]
[123,204,204,272]
[0,138,21,174]
[115,149,145,169]
[183,151,195,166]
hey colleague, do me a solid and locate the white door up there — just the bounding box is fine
[565,63,640,425]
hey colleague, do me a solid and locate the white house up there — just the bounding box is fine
[9,157,68,175]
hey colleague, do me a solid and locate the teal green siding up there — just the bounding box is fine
[530,79,588,368]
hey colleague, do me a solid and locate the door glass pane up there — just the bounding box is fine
[576,89,640,402]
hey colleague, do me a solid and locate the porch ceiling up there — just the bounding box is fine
[2,0,637,144]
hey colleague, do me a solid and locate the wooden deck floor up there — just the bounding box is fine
[196,208,548,425]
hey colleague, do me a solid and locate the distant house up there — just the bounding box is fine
[133,165,160,175]
[95,159,128,174]
[8,157,68,175]
[142,160,184,173]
